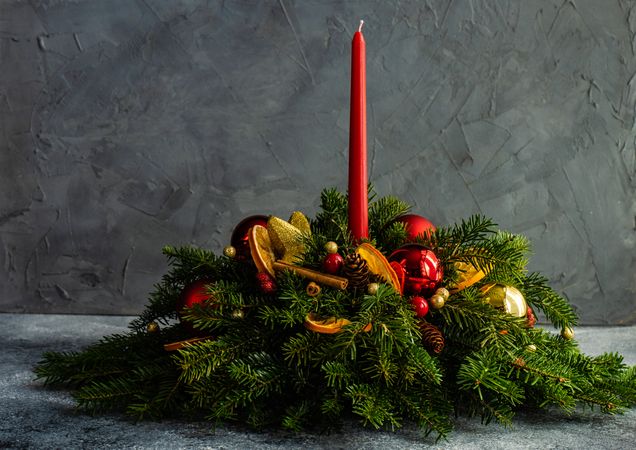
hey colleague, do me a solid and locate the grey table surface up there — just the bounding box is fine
[2,313,635,450]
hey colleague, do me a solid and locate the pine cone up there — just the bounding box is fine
[343,253,370,291]
[420,322,444,354]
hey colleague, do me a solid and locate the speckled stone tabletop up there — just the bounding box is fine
[2,313,635,449]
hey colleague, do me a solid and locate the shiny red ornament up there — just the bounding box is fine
[322,253,344,274]
[388,244,443,296]
[177,279,216,335]
[230,215,269,260]
[410,296,429,318]
[177,279,215,313]
[256,272,277,295]
[393,214,436,241]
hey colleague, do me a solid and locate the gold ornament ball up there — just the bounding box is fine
[223,245,237,258]
[430,294,445,309]
[231,309,245,319]
[526,344,537,352]
[367,282,379,295]
[325,241,339,254]
[561,326,575,340]
[483,284,527,318]
[146,321,160,333]
[435,287,450,300]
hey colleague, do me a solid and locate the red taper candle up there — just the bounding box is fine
[348,20,368,241]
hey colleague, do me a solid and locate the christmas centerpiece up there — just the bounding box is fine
[35,23,636,440]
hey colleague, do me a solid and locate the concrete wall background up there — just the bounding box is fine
[1,0,634,323]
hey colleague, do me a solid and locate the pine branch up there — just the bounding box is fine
[521,272,578,329]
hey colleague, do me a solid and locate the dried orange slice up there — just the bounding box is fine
[450,261,486,292]
[304,312,351,334]
[304,312,372,334]
[248,224,276,278]
[356,243,402,294]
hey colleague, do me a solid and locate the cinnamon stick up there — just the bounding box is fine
[273,261,348,290]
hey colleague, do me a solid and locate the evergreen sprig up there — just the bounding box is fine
[34,187,636,441]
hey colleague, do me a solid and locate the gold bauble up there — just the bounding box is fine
[561,327,574,340]
[367,282,379,295]
[146,322,160,333]
[526,344,537,352]
[430,294,445,309]
[223,245,237,258]
[231,309,245,319]
[325,241,339,254]
[435,287,450,300]
[482,284,527,318]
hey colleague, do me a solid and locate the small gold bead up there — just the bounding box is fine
[324,241,339,254]
[429,294,445,310]
[223,245,237,258]
[146,322,160,333]
[367,283,379,295]
[561,327,574,340]
[435,287,450,300]
[231,309,244,319]
[526,344,537,352]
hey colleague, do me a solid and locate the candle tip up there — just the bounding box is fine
[358,20,364,32]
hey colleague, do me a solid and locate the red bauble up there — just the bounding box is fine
[322,253,344,274]
[230,215,269,260]
[256,272,277,294]
[177,279,215,313]
[393,214,436,241]
[177,280,216,335]
[410,296,429,317]
[388,244,443,296]
[527,306,537,328]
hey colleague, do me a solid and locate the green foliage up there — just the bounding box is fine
[34,187,636,441]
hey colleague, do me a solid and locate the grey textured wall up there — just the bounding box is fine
[1,0,634,323]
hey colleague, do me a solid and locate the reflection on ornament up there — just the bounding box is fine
[481,284,527,318]
[388,244,442,296]
[230,215,268,260]
[392,214,436,241]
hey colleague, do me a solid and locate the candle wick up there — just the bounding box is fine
[358,20,364,32]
